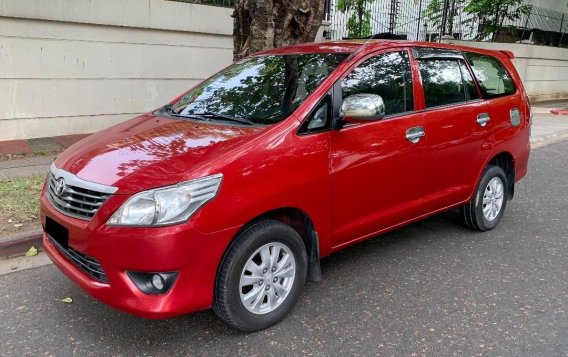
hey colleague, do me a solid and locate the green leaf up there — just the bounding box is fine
[61,297,73,304]
[25,245,38,257]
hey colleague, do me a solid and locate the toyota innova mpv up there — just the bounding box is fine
[41,41,531,331]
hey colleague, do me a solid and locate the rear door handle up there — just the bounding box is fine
[405,126,425,144]
[477,113,491,126]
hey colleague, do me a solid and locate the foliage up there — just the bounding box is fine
[424,0,531,41]
[423,0,466,36]
[464,0,532,40]
[337,0,373,38]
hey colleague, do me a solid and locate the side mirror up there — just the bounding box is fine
[339,94,385,123]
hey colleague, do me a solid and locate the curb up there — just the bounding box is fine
[530,130,568,149]
[0,134,90,157]
[0,229,43,259]
[550,109,568,115]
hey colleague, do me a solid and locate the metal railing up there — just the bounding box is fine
[326,0,568,48]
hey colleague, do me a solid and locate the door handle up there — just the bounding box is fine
[477,113,491,127]
[405,126,425,144]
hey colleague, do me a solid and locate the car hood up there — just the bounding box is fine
[54,114,264,194]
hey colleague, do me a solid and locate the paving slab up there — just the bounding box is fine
[26,137,63,153]
[55,134,90,148]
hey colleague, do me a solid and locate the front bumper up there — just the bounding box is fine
[41,192,240,319]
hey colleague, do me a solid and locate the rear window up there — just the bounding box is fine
[465,53,516,98]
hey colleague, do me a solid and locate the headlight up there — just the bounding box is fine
[107,174,222,226]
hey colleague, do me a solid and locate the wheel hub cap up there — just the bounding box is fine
[239,242,296,315]
[482,177,504,221]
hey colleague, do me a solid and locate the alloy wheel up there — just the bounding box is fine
[239,242,296,314]
[482,177,504,221]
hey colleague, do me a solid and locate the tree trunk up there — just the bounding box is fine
[233,0,326,61]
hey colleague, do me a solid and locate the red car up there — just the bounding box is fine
[41,40,531,331]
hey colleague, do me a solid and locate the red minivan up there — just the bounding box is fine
[41,40,531,331]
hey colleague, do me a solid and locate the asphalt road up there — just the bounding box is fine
[1,141,567,357]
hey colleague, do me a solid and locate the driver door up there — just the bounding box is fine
[330,49,428,248]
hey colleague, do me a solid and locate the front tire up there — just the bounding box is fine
[461,165,508,231]
[213,220,307,331]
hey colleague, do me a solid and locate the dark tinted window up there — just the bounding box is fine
[419,59,479,108]
[465,53,516,98]
[170,53,347,125]
[341,51,413,116]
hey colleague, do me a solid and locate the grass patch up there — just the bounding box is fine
[0,175,45,237]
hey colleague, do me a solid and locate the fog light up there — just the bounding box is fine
[151,274,165,290]
[127,271,178,295]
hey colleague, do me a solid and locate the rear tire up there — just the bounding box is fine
[213,220,307,331]
[461,165,508,231]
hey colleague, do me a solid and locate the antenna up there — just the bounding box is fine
[345,33,381,61]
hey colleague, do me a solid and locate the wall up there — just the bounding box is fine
[0,0,234,141]
[442,40,568,103]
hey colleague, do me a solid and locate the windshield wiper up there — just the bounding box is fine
[156,106,254,125]
[192,112,256,126]
[156,105,210,121]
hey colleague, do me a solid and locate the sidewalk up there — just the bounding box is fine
[530,108,568,148]
[0,155,56,180]
[0,134,89,180]
[0,105,567,258]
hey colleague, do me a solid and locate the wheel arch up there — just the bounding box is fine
[219,207,322,283]
[487,151,515,200]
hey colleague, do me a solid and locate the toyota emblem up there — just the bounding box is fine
[54,178,66,197]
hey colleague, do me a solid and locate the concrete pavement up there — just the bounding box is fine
[530,112,568,148]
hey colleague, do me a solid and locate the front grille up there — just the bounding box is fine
[48,234,109,283]
[46,164,116,220]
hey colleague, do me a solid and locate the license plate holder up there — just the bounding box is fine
[46,217,69,249]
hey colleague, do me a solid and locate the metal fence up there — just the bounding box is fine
[326,0,568,47]
[167,0,567,47]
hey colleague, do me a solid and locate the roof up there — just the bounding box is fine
[254,40,513,60]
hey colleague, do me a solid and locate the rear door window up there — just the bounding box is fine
[418,59,480,108]
[465,53,516,98]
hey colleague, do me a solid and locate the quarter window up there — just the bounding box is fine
[299,94,331,134]
[419,59,479,108]
[465,53,516,98]
[341,51,414,116]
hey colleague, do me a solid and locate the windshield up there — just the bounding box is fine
[169,53,347,125]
